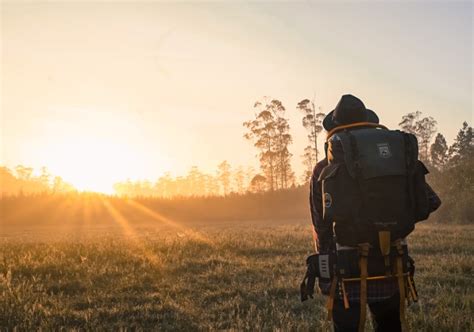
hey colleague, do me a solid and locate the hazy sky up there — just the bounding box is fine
[1,1,472,191]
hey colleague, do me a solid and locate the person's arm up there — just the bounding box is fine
[309,159,332,252]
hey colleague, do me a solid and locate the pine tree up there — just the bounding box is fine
[449,121,473,166]
[430,133,449,171]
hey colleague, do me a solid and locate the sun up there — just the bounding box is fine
[45,136,140,194]
[35,108,170,194]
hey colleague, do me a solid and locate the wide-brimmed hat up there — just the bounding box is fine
[323,94,379,131]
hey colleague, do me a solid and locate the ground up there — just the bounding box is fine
[1,222,473,331]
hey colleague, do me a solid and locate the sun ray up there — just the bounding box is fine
[100,196,162,266]
[79,194,92,233]
[125,199,214,245]
[66,194,89,238]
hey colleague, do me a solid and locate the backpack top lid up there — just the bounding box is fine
[332,127,417,180]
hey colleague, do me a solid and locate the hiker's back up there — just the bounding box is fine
[303,95,441,332]
[319,124,430,331]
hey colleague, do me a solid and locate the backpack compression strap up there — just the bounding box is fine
[395,240,408,332]
[326,276,338,321]
[326,122,388,141]
[358,243,370,332]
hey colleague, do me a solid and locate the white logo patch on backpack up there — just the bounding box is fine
[377,143,392,158]
[324,193,332,208]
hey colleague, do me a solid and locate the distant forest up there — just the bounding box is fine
[1,98,472,223]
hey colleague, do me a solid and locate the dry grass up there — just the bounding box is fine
[0,223,473,331]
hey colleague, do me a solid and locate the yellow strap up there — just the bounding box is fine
[326,122,388,140]
[407,275,418,302]
[326,277,338,321]
[341,280,350,309]
[342,274,408,282]
[358,244,370,332]
[395,241,408,332]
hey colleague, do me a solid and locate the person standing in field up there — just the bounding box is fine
[302,94,441,332]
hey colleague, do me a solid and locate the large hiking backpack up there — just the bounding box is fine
[301,123,429,332]
[319,123,430,247]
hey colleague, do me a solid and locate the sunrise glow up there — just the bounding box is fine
[33,108,173,193]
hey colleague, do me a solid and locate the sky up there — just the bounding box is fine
[1,1,472,192]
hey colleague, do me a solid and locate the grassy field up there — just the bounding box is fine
[1,222,473,331]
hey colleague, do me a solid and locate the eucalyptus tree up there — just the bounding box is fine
[399,111,437,162]
[244,98,293,191]
[296,98,325,182]
[233,166,246,194]
[217,160,232,196]
[449,121,473,166]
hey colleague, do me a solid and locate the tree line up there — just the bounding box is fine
[1,98,472,216]
[0,165,75,196]
[0,162,258,197]
[113,162,258,197]
[397,111,473,173]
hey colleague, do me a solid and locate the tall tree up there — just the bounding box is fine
[15,165,33,180]
[217,160,232,196]
[187,166,205,196]
[297,98,325,183]
[449,121,473,165]
[203,173,219,196]
[155,172,173,197]
[301,146,316,183]
[399,111,437,162]
[245,166,256,192]
[249,174,267,193]
[274,107,294,189]
[399,111,422,136]
[244,101,275,191]
[244,98,293,191]
[233,166,246,194]
[52,176,75,193]
[417,116,438,162]
[430,133,449,171]
[39,167,51,187]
